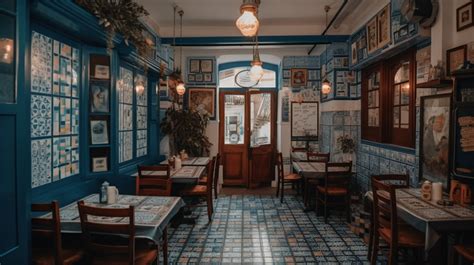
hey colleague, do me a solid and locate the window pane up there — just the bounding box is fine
[368,72,380,91]
[393,107,400,128]
[250,93,271,147]
[394,61,410,83]
[224,95,245,144]
[400,105,409,127]
[0,13,15,103]
[368,108,379,127]
[0,0,15,12]
[368,90,379,108]
[401,82,410,104]
[393,85,400,105]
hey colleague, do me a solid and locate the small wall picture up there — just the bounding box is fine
[94,65,110,79]
[457,2,474,31]
[195,74,204,82]
[188,88,216,119]
[200,59,213,73]
[377,4,391,48]
[291,68,308,88]
[158,78,169,98]
[366,16,378,54]
[188,74,196,82]
[447,45,467,75]
[90,80,109,113]
[351,41,358,65]
[204,73,212,82]
[92,157,108,172]
[90,120,109,145]
[190,59,200,73]
[283,70,291,79]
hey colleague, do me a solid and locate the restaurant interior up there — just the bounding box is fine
[2,0,474,264]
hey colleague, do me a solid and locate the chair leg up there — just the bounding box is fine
[162,227,168,265]
[367,215,374,262]
[276,176,280,198]
[346,194,351,223]
[324,195,328,223]
[371,230,379,265]
[281,182,284,203]
[207,195,213,222]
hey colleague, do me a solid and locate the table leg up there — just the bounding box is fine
[162,227,168,265]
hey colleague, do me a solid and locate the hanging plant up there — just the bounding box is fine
[75,0,153,57]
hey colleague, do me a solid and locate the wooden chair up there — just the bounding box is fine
[290,147,308,162]
[307,152,330,162]
[276,152,302,203]
[136,165,172,196]
[31,201,84,265]
[304,152,330,207]
[180,156,216,222]
[453,244,474,264]
[315,161,352,223]
[77,201,158,265]
[198,154,221,199]
[370,175,424,265]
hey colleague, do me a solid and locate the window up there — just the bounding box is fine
[361,50,415,148]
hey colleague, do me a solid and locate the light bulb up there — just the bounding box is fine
[136,84,145,94]
[176,82,186,96]
[236,10,259,37]
[250,64,264,81]
[321,79,331,95]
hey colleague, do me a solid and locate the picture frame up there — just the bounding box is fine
[94,65,110,79]
[195,74,204,82]
[204,73,212,82]
[366,16,378,54]
[457,1,474,32]
[377,4,391,48]
[90,119,109,145]
[188,74,196,82]
[90,80,109,113]
[189,59,200,73]
[188,87,216,119]
[351,41,358,65]
[200,59,213,73]
[291,68,308,88]
[447,45,467,75]
[158,77,169,98]
[92,157,108,172]
[420,94,452,189]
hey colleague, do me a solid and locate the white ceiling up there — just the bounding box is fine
[137,0,354,37]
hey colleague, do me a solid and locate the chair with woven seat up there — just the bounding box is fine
[180,156,216,222]
[31,201,84,265]
[453,244,474,264]
[136,165,172,196]
[315,161,352,223]
[198,154,221,199]
[370,175,425,265]
[276,152,302,203]
[304,152,330,207]
[77,201,158,265]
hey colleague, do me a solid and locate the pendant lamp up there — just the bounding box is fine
[236,0,260,37]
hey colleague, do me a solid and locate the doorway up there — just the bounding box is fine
[219,90,277,188]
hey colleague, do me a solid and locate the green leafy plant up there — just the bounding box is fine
[75,0,152,57]
[161,108,212,157]
[337,134,356,154]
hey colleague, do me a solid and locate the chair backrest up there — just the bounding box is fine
[324,161,353,189]
[31,201,63,265]
[371,174,409,247]
[77,201,135,265]
[136,165,172,196]
[206,156,217,191]
[213,154,221,190]
[290,147,307,161]
[276,152,284,182]
[307,152,330,163]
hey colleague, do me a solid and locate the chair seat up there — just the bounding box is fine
[181,185,208,196]
[283,173,302,182]
[198,176,208,185]
[454,245,474,262]
[316,186,348,195]
[88,248,158,265]
[379,226,425,248]
[32,247,84,265]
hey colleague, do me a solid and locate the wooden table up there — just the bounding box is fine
[132,165,206,184]
[160,157,210,166]
[366,188,474,263]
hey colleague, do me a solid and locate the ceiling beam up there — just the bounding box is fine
[161,35,350,46]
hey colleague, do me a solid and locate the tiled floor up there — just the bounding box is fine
[168,194,382,264]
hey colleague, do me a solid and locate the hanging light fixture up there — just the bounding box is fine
[0,38,13,64]
[176,8,186,96]
[236,0,260,37]
[321,6,332,95]
[250,35,264,81]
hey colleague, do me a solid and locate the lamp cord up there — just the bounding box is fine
[179,10,184,70]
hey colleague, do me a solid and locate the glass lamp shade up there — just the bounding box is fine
[321,79,332,95]
[135,83,145,94]
[250,63,264,81]
[176,82,186,96]
[236,10,259,37]
[0,38,14,64]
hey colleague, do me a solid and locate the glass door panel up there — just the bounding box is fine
[224,94,245,145]
[250,92,271,147]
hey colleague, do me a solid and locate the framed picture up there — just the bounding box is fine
[188,74,196,82]
[94,65,110,79]
[92,157,108,172]
[377,4,391,48]
[457,1,474,31]
[188,87,216,119]
[158,78,169,98]
[351,41,358,65]
[204,73,212,82]
[291,68,308,88]
[200,59,213,73]
[195,74,203,82]
[189,59,200,73]
[399,25,408,37]
[447,45,467,75]
[283,70,291,79]
[366,16,378,54]
[90,80,109,113]
[420,94,452,188]
[90,120,109,145]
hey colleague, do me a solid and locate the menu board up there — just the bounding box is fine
[291,101,319,140]
[453,107,474,178]
[459,116,474,152]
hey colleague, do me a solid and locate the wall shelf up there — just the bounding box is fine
[416,79,453,89]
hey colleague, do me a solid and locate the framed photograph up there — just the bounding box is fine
[90,120,109,145]
[188,87,216,119]
[92,157,108,172]
[351,41,358,65]
[377,4,391,48]
[90,80,109,113]
[94,65,110,79]
[188,74,196,82]
[366,16,378,54]
[447,45,467,75]
[158,78,169,98]
[204,73,212,82]
[283,70,291,79]
[195,74,204,82]
[291,68,308,88]
[200,59,213,73]
[399,25,408,37]
[189,59,200,73]
[457,1,474,31]
[420,94,452,188]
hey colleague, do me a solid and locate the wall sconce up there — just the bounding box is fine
[321,78,332,95]
[0,38,14,64]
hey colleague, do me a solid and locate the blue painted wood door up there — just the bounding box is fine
[0,0,29,264]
